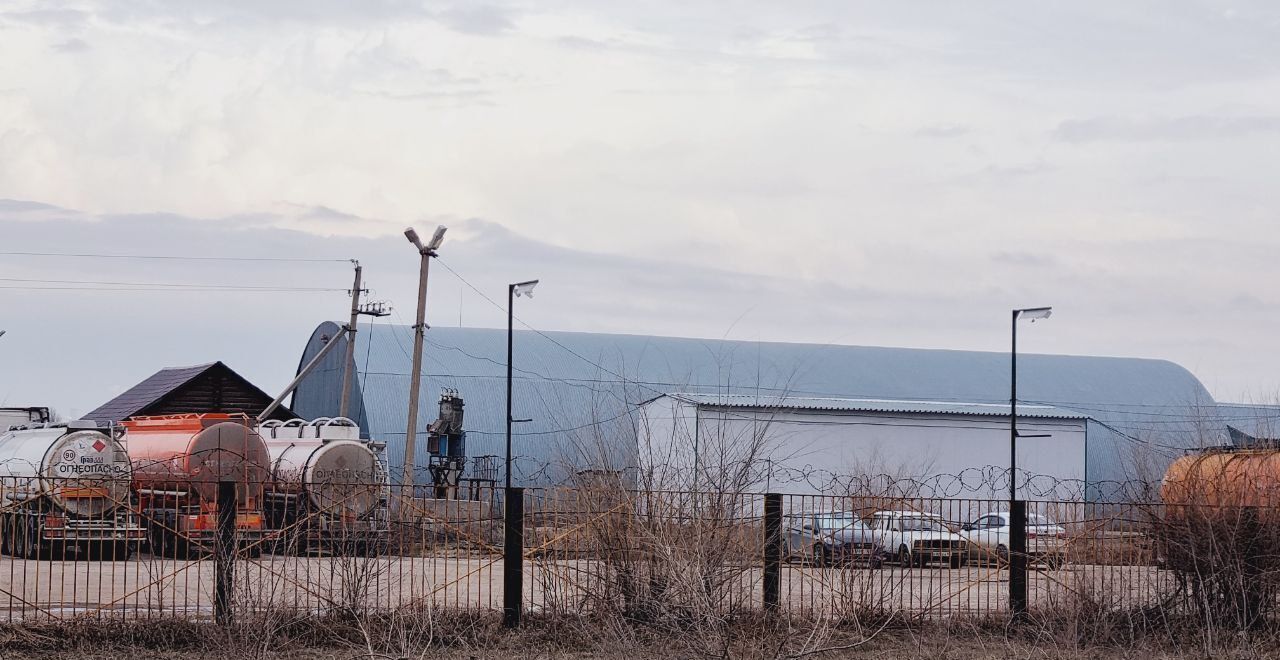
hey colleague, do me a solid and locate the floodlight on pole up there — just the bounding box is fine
[1015,307,1053,322]
[1010,305,1053,501]
[404,227,424,251]
[426,225,447,252]
[506,278,540,490]
[512,280,539,298]
[401,224,447,499]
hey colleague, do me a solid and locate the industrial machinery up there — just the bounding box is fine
[0,421,144,559]
[426,390,466,499]
[258,417,389,555]
[124,414,271,558]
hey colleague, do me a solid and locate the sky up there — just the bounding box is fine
[2,1,1279,416]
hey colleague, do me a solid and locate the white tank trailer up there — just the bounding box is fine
[258,417,389,554]
[0,421,144,559]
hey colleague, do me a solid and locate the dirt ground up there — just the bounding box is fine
[0,551,1176,621]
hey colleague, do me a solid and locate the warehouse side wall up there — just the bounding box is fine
[639,398,1087,500]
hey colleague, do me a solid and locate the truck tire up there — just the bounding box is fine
[811,543,829,567]
[21,518,47,560]
[0,515,12,556]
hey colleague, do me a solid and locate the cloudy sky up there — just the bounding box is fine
[2,1,1279,416]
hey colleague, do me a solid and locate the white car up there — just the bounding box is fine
[959,511,1067,569]
[868,510,969,568]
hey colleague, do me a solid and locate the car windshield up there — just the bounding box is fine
[900,517,946,532]
[816,514,863,530]
[1028,514,1058,526]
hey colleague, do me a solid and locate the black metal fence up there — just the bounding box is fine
[0,476,1208,623]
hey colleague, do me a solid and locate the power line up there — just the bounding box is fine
[434,257,668,398]
[0,251,349,263]
[0,277,346,292]
[0,285,342,293]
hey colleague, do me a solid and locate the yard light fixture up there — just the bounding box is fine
[512,279,539,298]
[1010,306,1053,500]
[506,279,540,490]
[401,225,447,498]
[404,227,423,250]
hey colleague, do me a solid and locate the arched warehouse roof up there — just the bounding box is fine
[290,321,1245,494]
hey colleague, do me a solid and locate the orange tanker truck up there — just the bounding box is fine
[1158,448,1280,572]
[1161,449,1280,510]
[123,414,271,558]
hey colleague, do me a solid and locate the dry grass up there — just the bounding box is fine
[6,613,1280,660]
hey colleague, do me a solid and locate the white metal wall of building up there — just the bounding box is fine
[638,394,1088,500]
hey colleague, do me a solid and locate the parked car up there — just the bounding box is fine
[959,511,1067,569]
[786,511,887,568]
[868,510,968,568]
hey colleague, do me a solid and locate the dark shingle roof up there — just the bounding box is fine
[85,361,294,422]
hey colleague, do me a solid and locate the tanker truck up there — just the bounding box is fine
[258,417,389,555]
[1158,448,1280,571]
[123,414,271,558]
[0,421,144,560]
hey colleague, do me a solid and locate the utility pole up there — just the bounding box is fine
[402,226,447,497]
[339,261,363,419]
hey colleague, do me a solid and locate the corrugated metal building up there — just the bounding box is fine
[638,393,1090,499]
[289,321,1248,498]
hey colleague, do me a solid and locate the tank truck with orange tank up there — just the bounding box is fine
[124,414,272,558]
[1158,448,1280,570]
[257,417,389,555]
[0,420,144,559]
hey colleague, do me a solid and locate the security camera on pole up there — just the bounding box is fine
[402,226,447,503]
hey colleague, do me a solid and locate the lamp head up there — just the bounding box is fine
[404,227,424,251]
[426,225,447,251]
[1016,306,1053,322]
[512,279,539,298]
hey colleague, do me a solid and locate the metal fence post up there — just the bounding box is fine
[503,487,525,628]
[763,493,782,612]
[1009,499,1028,617]
[215,481,236,626]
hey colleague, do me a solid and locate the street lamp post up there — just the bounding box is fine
[506,279,539,490]
[1010,305,1051,618]
[402,225,447,496]
[1009,306,1052,501]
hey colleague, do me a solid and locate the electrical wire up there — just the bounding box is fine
[434,257,668,398]
[0,251,349,263]
[0,277,346,292]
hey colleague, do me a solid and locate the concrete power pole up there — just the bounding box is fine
[339,261,363,419]
[402,226,447,497]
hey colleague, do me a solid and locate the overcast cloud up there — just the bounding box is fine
[2,1,1279,415]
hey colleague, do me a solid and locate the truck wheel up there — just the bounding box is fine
[996,544,1009,565]
[898,545,912,568]
[0,515,11,556]
[811,543,829,567]
[24,520,47,560]
[12,518,28,559]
